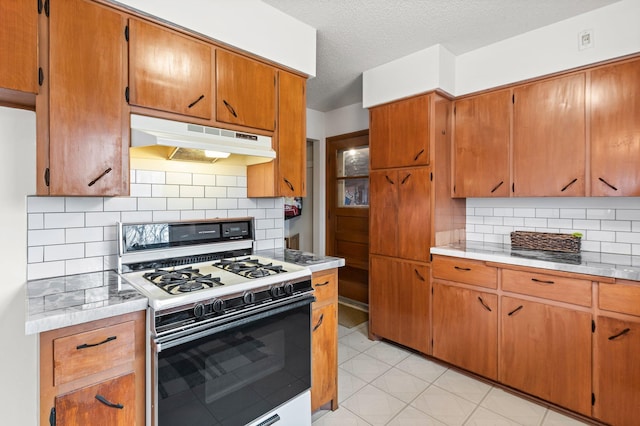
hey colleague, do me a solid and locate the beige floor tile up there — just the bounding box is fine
[387,406,447,426]
[340,329,379,352]
[395,353,448,383]
[312,406,373,426]
[464,407,522,425]
[480,388,547,426]
[433,369,492,404]
[371,367,431,403]
[541,409,592,425]
[339,342,362,365]
[340,353,393,383]
[342,384,407,426]
[363,341,412,366]
[338,367,368,403]
[411,385,476,426]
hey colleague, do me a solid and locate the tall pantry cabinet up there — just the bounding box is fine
[368,92,465,354]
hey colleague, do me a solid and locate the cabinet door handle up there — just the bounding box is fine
[76,335,116,350]
[315,281,329,287]
[490,181,504,193]
[477,297,492,312]
[560,178,578,192]
[401,173,412,185]
[413,149,425,161]
[598,177,618,191]
[384,175,395,185]
[187,94,205,109]
[414,269,425,281]
[88,167,112,187]
[283,178,294,191]
[313,313,324,331]
[531,278,555,285]
[608,328,631,341]
[223,99,238,117]
[454,266,471,271]
[95,394,124,409]
[507,305,524,316]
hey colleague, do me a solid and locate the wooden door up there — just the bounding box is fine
[370,256,430,353]
[326,131,369,303]
[500,296,592,415]
[311,303,338,412]
[216,49,276,131]
[128,19,212,119]
[432,282,498,380]
[369,169,396,258]
[56,373,136,425]
[512,73,586,196]
[48,0,129,196]
[370,94,430,169]
[591,58,640,196]
[397,167,431,262]
[277,71,306,197]
[593,316,640,426]
[0,0,37,95]
[453,90,510,197]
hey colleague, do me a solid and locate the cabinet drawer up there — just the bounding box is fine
[432,256,498,289]
[312,270,337,306]
[53,321,135,386]
[599,281,640,316]
[502,269,592,307]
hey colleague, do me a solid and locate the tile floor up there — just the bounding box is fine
[312,322,595,426]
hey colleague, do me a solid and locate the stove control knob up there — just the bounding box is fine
[243,292,255,305]
[270,286,281,298]
[211,299,225,313]
[193,303,205,318]
[284,283,294,296]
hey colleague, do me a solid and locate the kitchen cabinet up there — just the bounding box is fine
[369,94,430,169]
[590,57,640,196]
[216,49,276,131]
[0,0,38,106]
[311,269,338,412]
[512,73,586,196]
[40,311,145,426]
[369,256,430,354]
[37,0,129,196]
[452,90,510,198]
[128,18,212,119]
[369,167,431,262]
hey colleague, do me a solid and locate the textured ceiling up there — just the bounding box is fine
[262,0,619,112]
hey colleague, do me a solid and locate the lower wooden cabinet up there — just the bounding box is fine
[432,282,497,380]
[311,269,338,412]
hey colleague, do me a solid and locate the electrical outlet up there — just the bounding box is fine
[579,29,594,50]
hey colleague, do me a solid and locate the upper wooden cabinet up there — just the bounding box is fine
[216,49,276,131]
[512,73,586,196]
[453,90,510,198]
[369,94,430,169]
[277,71,306,197]
[128,19,212,119]
[38,0,129,196]
[590,58,640,196]
[0,0,38,104]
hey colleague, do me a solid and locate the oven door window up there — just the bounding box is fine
[156,302,311,426]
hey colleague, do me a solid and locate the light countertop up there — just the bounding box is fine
[431,241,640,281]
[255,248,345,273]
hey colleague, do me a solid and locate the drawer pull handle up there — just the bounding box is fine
[401,173,412,185]
[313,313,324,332]
[95,394,124,409]
[560,178,578,192]
[490,181,504,193]
[223,99,238,117]
[508,305,524,316]
[187,94,205,109]
[76,335,116,350]
[88,167,112,187]
[454,266,471,271]
[385,175,395,185]
[414,269,425,281]
[531,278,555,285]
[477,297,492,312]
[598,177,618,191]
[413,149,425,161]
[283,178,295,191]
[608,328,631,341]
[315,281,329,287]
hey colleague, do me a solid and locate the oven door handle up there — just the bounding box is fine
[155,295,314,352]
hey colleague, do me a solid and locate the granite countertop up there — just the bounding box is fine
[256,248,345,273]
[431,241,640,281]
[25,270,148,335]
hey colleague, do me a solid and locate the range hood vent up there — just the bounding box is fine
[130,114,275,165]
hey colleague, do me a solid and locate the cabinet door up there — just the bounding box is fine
[370,256,430,353]
[56,373,136,426]
[593,316,640,426]
[369,170,398,257]
[0,0,37,95]
[397,167,430,261]
[591,58,640,196]
[311,303,337,412]
[512,74,586,196]
[277,71,306,197]
[432,282,497,380]
[216,50,276,131]
[500,296,591,415]
[129,19,212,119]
[453,90,510,197]
[48,0,128,196]
[370,94,429,169]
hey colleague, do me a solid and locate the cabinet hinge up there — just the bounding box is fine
[124,25,129,42]
[592,320,596,333]
[44,168,50,187]
[49,407,56,426]
[430,172,433,181]
[125,87,130,103]
[44,0,50,17]
[592,393,595,406]
[38,67,44,86]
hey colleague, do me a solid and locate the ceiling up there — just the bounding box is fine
[262,0,619,112]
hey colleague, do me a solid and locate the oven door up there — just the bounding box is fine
[151,295,313,426]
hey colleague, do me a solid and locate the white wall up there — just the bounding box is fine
[324,102,369,138]
[0,108,38,425]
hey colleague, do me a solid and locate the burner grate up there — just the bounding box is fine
[213,257,287,279]
[143,267,224,295]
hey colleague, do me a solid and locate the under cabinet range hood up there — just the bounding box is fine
[130,114,275,165]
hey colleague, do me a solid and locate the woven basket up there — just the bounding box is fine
[510,231,581,253]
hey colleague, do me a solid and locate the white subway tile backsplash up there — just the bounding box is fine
[86,212,121,227]
[180,210,206,221]
[180,186,205,198]
[475,225,494,234]
[586,230,616,242]
[205,210,228,219]
[617,232,640,244]
[28,214,44,230]
[572,219,600,230]
[228,187,248,198]
[216,175,237,186]
[66,227,103,243]
[257,198,276,209]
[266,228,283,239]
[27,196,64,213]
[153,210,181,222]
[547,219,573,228]
[137,170,165,184]
[66,257,104,275]
[138,197,167,211]
[28,247,43,264]
[130,183,152,197]
[535,208,560,218]
[167,198,193,210]
[218,199,238,209]
[66,197,104,212]
[193,198,217,210]
[232,209,249,217]
[503,217,525,227]
[165,171,191,185]
[617,210,640,221]
[104,197,137,211]
[587,209,615,220]
[560,209,586,219]
[247,209,266,219]
[467,216,484,225]
[44,244,85,261]
[28,229,65,246]
[493,208,513,217]
[86,241,117,257]
[255,219,275,230]
[152,184,180,198]
[192,173,216,186]
[524,218,547,228]
[602,220,631,232]
[237,176,247,187]
[44,213,85,229]
[266,208,283,219]
[475,207,493,216]
[484,216,503,226]
[600,242,631,255]
[103,226,118,241]
[205,186,227,198]
[513,208,536,218]
[634,222,640,232]
[28,261,65,280]
[581,240,601,252]
[120,211,153,223]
